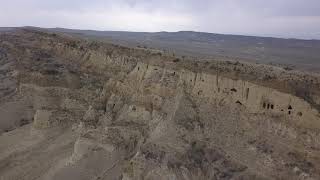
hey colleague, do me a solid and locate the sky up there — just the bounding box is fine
[1,0,320,39]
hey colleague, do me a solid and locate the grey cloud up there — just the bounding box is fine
[0,0,320,39]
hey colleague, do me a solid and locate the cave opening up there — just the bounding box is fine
[236,101,242,105]
[288,105,292,115]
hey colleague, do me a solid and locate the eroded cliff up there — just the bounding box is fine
[0,29,320,180]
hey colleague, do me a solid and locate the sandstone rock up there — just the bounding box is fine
[33,109,52,129]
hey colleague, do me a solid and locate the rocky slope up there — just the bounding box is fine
[0,29,320,180]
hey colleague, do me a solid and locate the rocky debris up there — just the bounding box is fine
[83,106,99,126]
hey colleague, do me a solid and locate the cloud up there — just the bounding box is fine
[0,0,319,39]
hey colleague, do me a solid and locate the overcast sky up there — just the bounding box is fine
[1,0,320,39]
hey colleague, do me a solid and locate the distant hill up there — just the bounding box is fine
[0,27,16,32]
[3,27,320,72]
[47,28,320,72]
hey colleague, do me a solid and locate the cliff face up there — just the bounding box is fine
[1,29,320,180]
